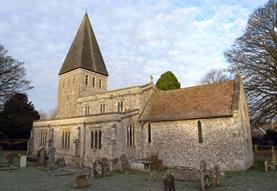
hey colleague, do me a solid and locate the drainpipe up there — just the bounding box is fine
[82,122,86,164]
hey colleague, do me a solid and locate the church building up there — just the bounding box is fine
[29,14,254,171]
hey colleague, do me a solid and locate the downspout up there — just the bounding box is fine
[82,122,86,164]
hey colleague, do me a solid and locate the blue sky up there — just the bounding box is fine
[0,0,268,114]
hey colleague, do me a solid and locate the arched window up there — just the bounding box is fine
[91,129,102,150]
[127,125,135,146]
[99,79,102,89]
[85,106,90,115]
[91,131,94,149]
[148,123,151,143]
[95,131,98,149]
[61,129,71,149]
[99,130,102,149]
[118,101,124,112]
[100,103,106,113]
[85,75,88,85]
[198,121,203,143]
[39,130,47,147]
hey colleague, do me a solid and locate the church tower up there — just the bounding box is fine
[56,14,108,118]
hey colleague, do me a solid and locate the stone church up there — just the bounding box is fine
[29,14,253,171]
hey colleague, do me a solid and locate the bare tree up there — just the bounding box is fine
[0,44,32,107]
[225,0,277,127]
[200,68,231,84]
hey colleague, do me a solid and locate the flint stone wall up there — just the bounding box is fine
[145,114,253,171]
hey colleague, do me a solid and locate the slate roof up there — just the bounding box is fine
[140,80,237,122]
[59,14,108,76]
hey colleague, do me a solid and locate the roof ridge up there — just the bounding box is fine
[158,80,234,94]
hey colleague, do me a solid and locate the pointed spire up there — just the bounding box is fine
[59,14,108,76]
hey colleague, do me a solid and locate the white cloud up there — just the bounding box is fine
[0,0,268,112]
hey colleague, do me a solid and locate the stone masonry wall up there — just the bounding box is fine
[57,68,107,119]
[145,115,251,171]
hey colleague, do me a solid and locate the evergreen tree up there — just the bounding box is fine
[0,93,40,139]
[156,71,181,90]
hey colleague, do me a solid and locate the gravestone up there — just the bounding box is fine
[37,147,47,166]
[20,155,27,167]
[148,155,159,181]
[47,143,56,170]
[4,152,14,165]
[212,165,220,187]
[119,154,129,173]
[163,172,175,191]
[101,158,111,176]
[199,160,211,191]
[93,159,103,178]
[74,173,91,188]
[56,157,66,168]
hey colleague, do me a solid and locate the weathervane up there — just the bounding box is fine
[150,75,153,83]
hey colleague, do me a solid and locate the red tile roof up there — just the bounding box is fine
[140,80,235,122]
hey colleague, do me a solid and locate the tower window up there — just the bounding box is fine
[85,106,90,115]
[100,103,106,113]
[117,101,124,112]
[85,75,88,85]
[99,79,102,89]
[198,120,203,143]
[148,123,151,143]
[92,77,95,87]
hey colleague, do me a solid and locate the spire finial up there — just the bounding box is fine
[150,75,153,83]
[85,7,88,14]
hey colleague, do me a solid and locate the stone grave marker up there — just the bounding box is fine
[74,173,91,188]
[47,143,56,170]
[119,154,129,173]
[162,172,175,191]
[37,147,47,166]
[56,157,66,168]
[20,155,27,167]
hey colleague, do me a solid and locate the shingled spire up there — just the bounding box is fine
[59,13,108,76]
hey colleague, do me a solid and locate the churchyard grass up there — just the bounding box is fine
[0,151,277,191]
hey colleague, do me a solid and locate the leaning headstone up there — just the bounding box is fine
[93,159,103,178]
[101,157,111,176]
[47,143,56,170]
[56,157,66,168]
[4,152,14,165]
[74,173,91,188]
[119,154,129,173]
[37,147,47,166]
[148,155,159,181]
[212,165,220,187]
[163,172,175,191]
[20,155,27,167]
[199,160,211,191]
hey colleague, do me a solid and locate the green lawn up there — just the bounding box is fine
[0,151,277,191]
